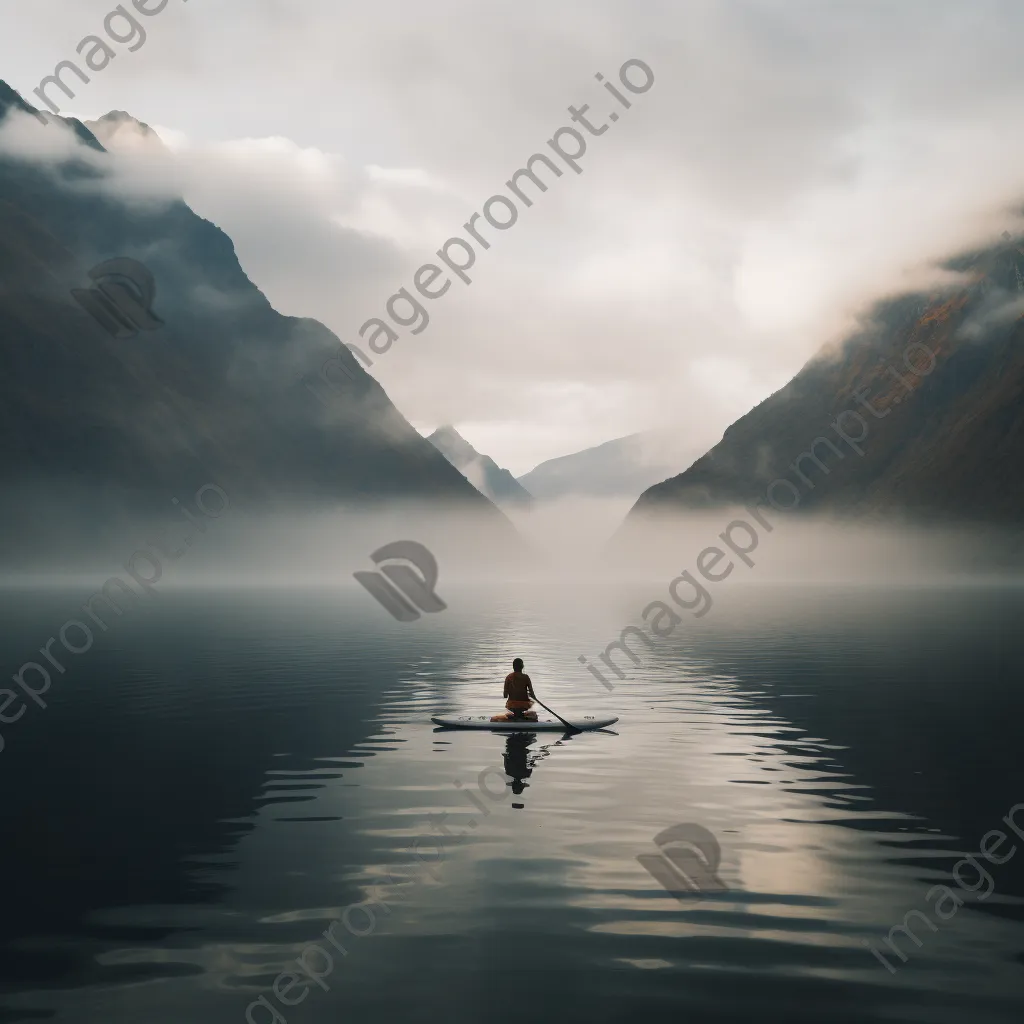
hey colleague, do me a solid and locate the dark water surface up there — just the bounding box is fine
[1,581,1022,1023]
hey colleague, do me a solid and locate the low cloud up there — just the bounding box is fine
[3,0,1024,473]
[958,290,1024,342]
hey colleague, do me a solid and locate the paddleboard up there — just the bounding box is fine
[432,714,618,732]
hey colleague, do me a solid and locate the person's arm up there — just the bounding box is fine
[526,674,536,698]
[503,675,510,698]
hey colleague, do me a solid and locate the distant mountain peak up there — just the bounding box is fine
[85,110,169,156]
[517,430,699,502]
[427,426,532,509]
[91,110,157,133]
[427,425,478,462]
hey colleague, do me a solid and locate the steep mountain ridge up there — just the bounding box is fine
[624,234,1024,528]
[0,83,517,563]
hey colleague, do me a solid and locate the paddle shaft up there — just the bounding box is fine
[532,695,580,733]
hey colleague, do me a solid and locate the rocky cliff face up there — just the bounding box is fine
[0,83,516,563]
[626,232,1024,527]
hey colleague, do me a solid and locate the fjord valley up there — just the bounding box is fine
[1,5,1024,1022]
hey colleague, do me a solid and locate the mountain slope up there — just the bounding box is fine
[0,83,517,562]
[624,233,1024,529]
[518,432,696,501]
[427,425,532,508]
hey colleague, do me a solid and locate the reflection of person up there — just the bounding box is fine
[503,732,534,798]
[490,658,538,722]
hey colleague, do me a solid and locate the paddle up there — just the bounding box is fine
[531,695,580,734]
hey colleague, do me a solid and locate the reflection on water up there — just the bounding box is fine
[503,732,558,807]
[0,582,1022,1023]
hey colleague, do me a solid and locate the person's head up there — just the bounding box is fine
[512,658,524,673]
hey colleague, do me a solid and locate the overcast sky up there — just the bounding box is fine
[2,0,1024,475]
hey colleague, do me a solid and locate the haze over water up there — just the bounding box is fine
[1,578,1022,1024]
[2,3,1024,1021]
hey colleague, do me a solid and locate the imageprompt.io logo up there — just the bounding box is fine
[354,540,447,623]
[71,257,164,338]
[637,823,728,903]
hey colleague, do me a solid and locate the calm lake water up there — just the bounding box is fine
[1,580,1022,1023]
